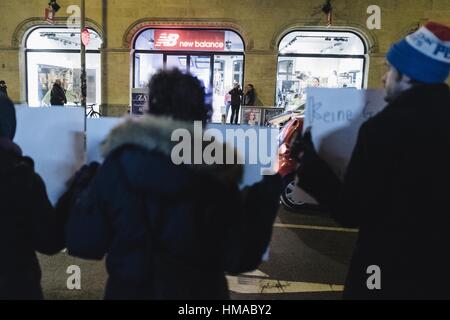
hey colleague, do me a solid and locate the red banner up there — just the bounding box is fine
[154,30,225,51]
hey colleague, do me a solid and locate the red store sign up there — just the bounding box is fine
[153,30,225,51]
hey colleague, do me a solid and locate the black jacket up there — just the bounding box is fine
[243,89,256,106]
[50,84,67,106]
[228,87,243,106]
[0,139,67,300]
[299,84,450,299]
[65,115,282,300]
[0,86,8,97]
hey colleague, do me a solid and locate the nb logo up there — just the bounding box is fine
[155,33,180,47]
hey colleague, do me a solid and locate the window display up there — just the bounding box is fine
[133,29,245,123]
[277,30,367,110]
[26,27,102,109]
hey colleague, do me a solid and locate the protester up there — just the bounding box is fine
[294,22,450,299]
[243,84,256,106]
[50,79,67,106]
[0,94,69,300]
[228,81,243,124]
[0,80,8,97]
[63,69,282,300]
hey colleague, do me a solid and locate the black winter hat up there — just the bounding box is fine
[0,93,16,140]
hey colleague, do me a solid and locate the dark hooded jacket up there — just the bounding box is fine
[0,95,67,299]
[298,83,450,299]
[65,115,282,300]
[50,83,67,106]
[0,85,8,97]
[0,141,68,299]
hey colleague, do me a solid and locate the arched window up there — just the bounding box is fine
[276,30,367,110]
[25,27,102,108]
[133,28,245,122]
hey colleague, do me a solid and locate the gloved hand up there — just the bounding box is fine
[292,128,342,208]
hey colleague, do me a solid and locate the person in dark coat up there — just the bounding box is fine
[64,69,282,300]
[243,84,256,107]
[228,82,243,124]
[0,94,68,299]
[0,80,8,97]
[295,22,450,299]
[50,80,67,106]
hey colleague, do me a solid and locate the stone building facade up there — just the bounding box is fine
[0,0,449,116]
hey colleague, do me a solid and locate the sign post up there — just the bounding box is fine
[80,0,87,134]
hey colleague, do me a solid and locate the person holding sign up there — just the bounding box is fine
[63,69,282,300]
[295,22,450,299]
[0,94,69,299]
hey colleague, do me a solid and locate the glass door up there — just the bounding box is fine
[166,54,188,72]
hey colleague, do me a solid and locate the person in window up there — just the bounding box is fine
[0,80,8,97]
[63,69,282,300]
[50,79,67,106]
[243,84,256,106]
[311,77,321,88]
[228,81,243,124]
[0,94,69,299]
[328,71,339,88]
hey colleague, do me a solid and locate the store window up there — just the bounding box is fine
[276,30,367,111]
[133,28,245,122]
[26,27,102,108]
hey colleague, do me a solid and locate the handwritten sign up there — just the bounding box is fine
[304,88,387,179]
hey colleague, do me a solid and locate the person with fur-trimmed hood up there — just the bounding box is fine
[63,69,282,300]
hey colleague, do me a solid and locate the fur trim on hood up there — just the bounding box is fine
[101,115,243,185]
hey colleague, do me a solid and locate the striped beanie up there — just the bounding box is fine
[387,22,450,84]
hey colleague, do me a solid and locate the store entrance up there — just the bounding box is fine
[139,53,244,122]
[133,28,245,122]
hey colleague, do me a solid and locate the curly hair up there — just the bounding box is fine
[147,69,209,122]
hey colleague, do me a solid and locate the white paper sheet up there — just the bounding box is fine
[207,124,279,188]
[304,88,387,179]
[14,107,85,205]
[86,117,123,163]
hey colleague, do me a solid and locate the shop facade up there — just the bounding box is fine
[132,28,245,121]
[1,0,449,116]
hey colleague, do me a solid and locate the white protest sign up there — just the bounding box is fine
[86,120,279,188]
[207,124,279,188]
[86,117,123,163]
[14,107,85,205]
[304,88,387,179]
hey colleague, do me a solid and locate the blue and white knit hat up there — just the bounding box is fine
[387,22,450,84]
